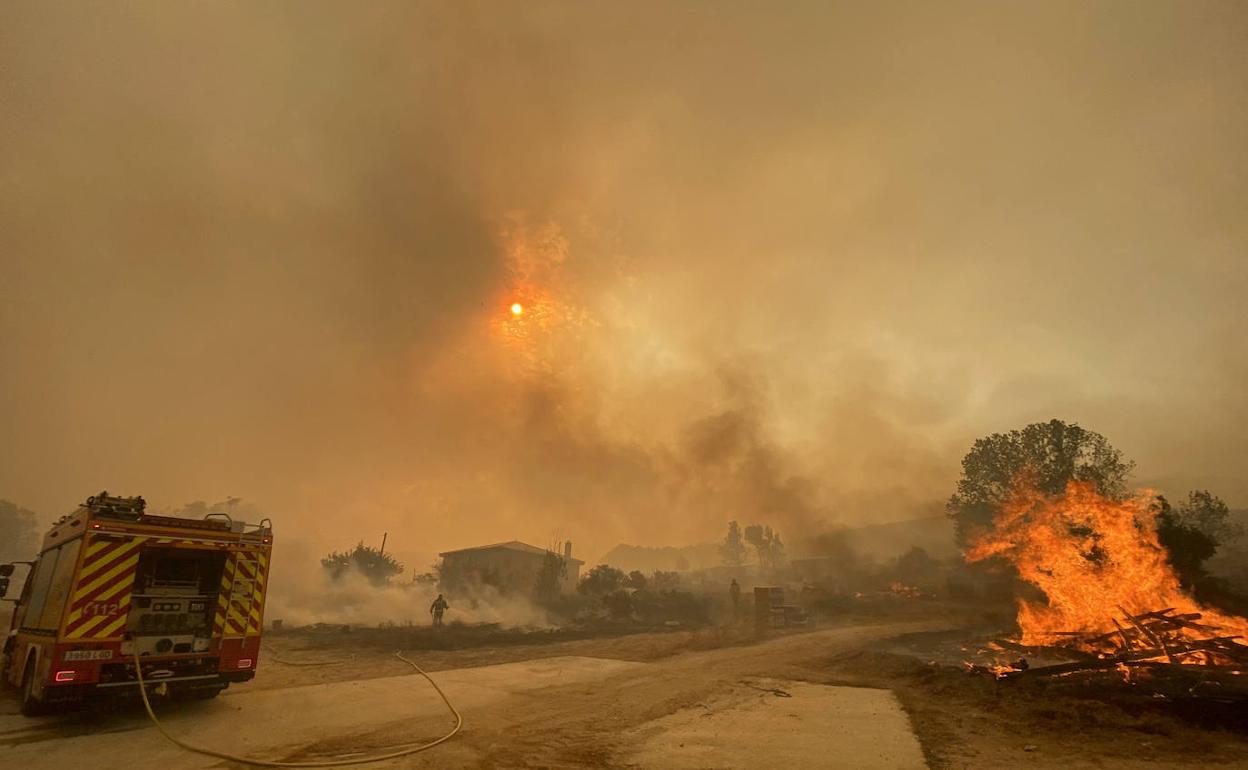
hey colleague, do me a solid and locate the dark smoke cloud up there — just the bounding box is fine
[2,2,1246,573]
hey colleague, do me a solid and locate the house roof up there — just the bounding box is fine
[438,540,585,565]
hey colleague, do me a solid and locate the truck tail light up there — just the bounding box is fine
[237,659,252,669]
[55,670,77,682]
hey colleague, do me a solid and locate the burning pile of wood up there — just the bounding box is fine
[960,481,1248,699]
[970,605,1248,686]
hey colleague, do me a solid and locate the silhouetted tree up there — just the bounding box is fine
[947,419,1134,547]
[719,521,746,567]
[627,570,647,590]
[743,524,785,568]
[322,542,404,586]
[1155,491,1240,589]
[534,551,567,603]
[578,564,626,596]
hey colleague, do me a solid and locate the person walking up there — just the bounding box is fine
[430,593,449,627]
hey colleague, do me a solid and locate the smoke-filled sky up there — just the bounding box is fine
[3,2,1246,570]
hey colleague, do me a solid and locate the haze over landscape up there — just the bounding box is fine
[3,2,1247,571]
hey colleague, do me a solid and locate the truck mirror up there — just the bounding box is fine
[0,564,13,577]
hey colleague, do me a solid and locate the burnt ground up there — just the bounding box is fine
[254,604,1248,768]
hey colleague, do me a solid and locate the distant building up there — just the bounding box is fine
[438,540,583,596]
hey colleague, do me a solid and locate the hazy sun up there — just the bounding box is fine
[510,302,524,316]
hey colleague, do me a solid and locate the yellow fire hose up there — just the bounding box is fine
[132,651,462,767]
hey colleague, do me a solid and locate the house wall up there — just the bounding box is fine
[561,560,581,593]
[440,548,580,597]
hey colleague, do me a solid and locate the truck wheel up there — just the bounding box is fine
[20,660,47,717]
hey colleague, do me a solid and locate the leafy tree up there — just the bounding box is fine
[627,570,647,590]
[321,542,404,586]
[534,551,568,603]
[0,499,40,563]
[719,520,746,567]
[578,564,626,596]
[947,419,1134,547]
[1155,490,1240,589]
[743,524,785,568]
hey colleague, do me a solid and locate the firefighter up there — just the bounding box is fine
[729,578,741,616]
[430,594,449,627]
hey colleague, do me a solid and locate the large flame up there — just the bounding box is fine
[965,478,1248,654]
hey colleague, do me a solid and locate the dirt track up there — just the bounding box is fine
[348,619,944,768]
[202,619,942,768]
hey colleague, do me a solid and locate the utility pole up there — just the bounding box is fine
[379,532,388,557]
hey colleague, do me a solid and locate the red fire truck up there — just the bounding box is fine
[1,492,273,715]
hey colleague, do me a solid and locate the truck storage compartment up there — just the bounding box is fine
[127,548,227,655]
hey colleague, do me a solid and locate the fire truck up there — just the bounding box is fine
[1,492,273,715]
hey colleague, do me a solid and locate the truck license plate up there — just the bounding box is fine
[62,650,114,661]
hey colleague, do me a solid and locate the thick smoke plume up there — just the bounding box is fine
[3,3,1246,579]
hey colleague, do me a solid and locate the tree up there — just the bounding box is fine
[947,419,1134,547]
[769,530,785,567]
[719,521,746,567]
[627,570,648,590]
[1155,490,1240,589]
[534,551,567,603]
[578,564,626,596]
[0,499,40,563]
[321,542,404,586]
[743,524,785,568]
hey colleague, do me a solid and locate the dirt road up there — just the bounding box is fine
[387,619,941,769]
[2,621,937,769]
[4,616,1247,768]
